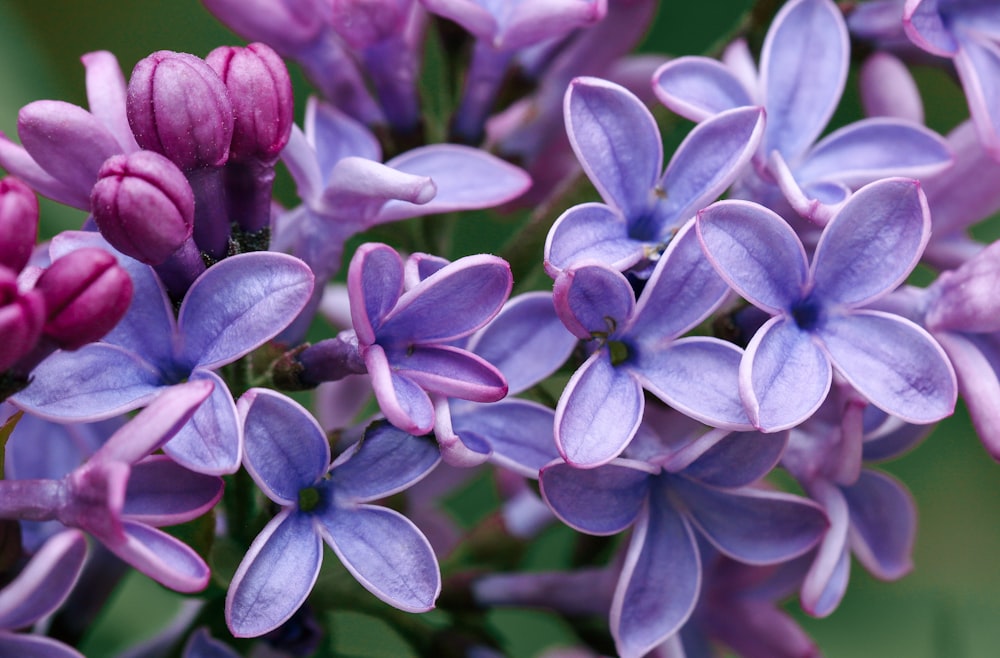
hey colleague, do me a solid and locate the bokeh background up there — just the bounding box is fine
[2,1,999,656]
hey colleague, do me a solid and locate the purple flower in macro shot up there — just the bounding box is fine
[540,415,826,658]
[227,389,441,637]
[0,176,39,273]
[545,76,764,276]
[347,242,512,436]
[0,381,222,593]
[551,218,750,468]
[653,0,952,224]
[696,177,957,432]
[0,530,87,658]
[13,231,314,474]
[0,51,139,210]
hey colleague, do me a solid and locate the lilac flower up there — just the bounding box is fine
[227,389,441,637]
[13,231,314,474]
[551,218,750,468]
[348,242,511,435]
[696,177,957,431]
[0,265,45,375]
[653,0,952,224]
[0,529,87,658]
[541,415,826,658]
[0,51,139,210]
[0,380,222,592]
[0,176,39,273]
[544,76,764,276]
[275,97,530,340]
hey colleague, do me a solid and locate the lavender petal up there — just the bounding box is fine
[652,56,754,121]
[539,459,652,534]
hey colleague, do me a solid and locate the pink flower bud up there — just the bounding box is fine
[33,248,133,350]
[91,151,195,265]
[0,177,39,273]
[206,43,294,163]
[127,51,235,171]
[0,265,46,371]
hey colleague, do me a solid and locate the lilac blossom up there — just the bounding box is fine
[274,97,530,341]
[0,176,38,273]
[0,51,139,210]
[653,0,953,224]
[227,389,441,637]
[0,529,87,658]
[544,76,765,276]
[0,380,222,592]
[347,242,511,435]
[552,218,750,468]
[540,412,827,658]
[13,231,314,474]
[696,177,957,431]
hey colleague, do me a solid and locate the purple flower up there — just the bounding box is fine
[653,0,952,224]
[540,415,826,658]
[13,231,314,474]
[0,529,87,658]
[0,381,222,592]
[0,51,139,210]
[348,242,511,435]
[696,177,957,431]
[0,266,45,375]
[0,176,39,273]
[551,219,749,468]
[227,389,441,637]
[544,76,764,276]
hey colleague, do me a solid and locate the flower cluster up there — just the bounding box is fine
[0,0,997,656]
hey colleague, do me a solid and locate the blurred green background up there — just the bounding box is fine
[2,0,999,656]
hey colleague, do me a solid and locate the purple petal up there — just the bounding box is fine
[318,504,440,612]
[634,337,751,429]
[180,252,314,370]
[652,56,755,121]
[0,135,87,209]
[611,489,700,658]
[769,150,848,225]
[123,455,223,525]
[760,0,849,161]
[160,370,241,475]
[926,241,1000,333]
[349,242,404,345]
[818,312,956,424]
[183,628,242,658]
[330,422,440,502]
[0,634,84,658]
[393,345,507,402]
[13,344,164,422]
[800,479,850,617]
[377,145,531,222]
[552,263,635,340]
[742,317,832,432]
[544,203,643,275]
[82,50,140,154]
[696,200,808,314]
[320,157,435,224]
[365,345,435,434]
[656,106,765,230]
[934,331,1000,459]
[226,511,322,637]
[0,530,86,629]
[903,0,960,55]
[953,29,1000,159]
[540,459,652,535]
[811,178,929,306]
[238,388,330,504]
[843,469,915,580]
[555,353,644,467]
[671,478,827,564]
[378,254,512,344]
[796,118,951,186]
[467,292,577,395]
[112,521,211,593]
[282,125,322,205]
[454,399,560,477]
[307,96,381,174]
[565,77,662,218]
[859,52,924,123]
[630,218,730,342]
[682,430,788,488]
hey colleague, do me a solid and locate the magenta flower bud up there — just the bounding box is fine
[0,266,46,372]
[0,177,39,273]
[33,248,133,350]
[205,43,294,163]
[91,151,195,265]
[127,51,235,171]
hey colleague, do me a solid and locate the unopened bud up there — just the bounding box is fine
[91,151,195,265]
[0,266,46,371]
[0,177,39,273]
[33,248,133,350]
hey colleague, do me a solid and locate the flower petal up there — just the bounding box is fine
[553,262,635,340]
[544,202,643,275]
[540,459,652,535]
[318,504,440,612]
[0,530,86,629]
[933,331,1000,459]
[330,421,440,502]
[160,370,241,475]
[843,469,916,580]
[226,511,322,637]
[800,479,850,617]
[348,242,405,344]
[652,56,755,121]
[682,429,788,489]
[365,345,435,435]
[0,634,84,658]
[123,455,223,525]
[82,50,139,154]
[112,521,211,593]
[954,29,1000,160]
[453,399,560,477]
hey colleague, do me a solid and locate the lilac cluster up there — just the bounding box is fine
[0,0,998,656]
